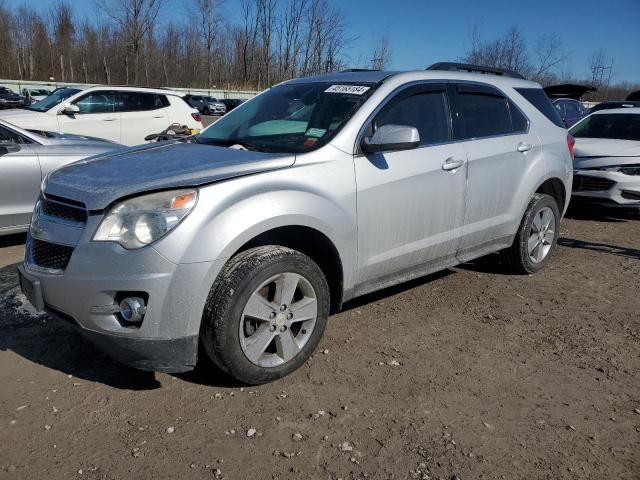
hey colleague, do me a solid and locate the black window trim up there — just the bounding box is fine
[451,81,530,141]
[116,91,168,113]
[355,80,456,155]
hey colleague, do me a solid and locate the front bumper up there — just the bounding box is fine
[572,170,640,206]
[20,232,221,373]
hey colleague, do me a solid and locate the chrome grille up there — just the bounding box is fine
[30,239,74,271]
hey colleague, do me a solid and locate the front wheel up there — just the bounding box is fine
[200,246,330,384]
[502,193,561,274]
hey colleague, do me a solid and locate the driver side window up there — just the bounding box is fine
[0,125,28,144]
[74,91,117,114]
[375,90,451,146]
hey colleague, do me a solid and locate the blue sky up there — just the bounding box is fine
[6,0,640,83]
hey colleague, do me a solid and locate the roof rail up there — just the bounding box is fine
[340,68,381,73]
[426,62,525,80]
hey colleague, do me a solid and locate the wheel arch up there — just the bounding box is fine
[231,225,345,313]
[535,177,567,214]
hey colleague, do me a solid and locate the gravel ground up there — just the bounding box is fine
[0,206,638,479]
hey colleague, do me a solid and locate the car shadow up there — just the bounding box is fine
[565,202,639,222]
[0,232,26,248]
[0,262,247,390]
[557,237,640,260]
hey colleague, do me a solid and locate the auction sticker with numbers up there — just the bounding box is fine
[324,85,371,95]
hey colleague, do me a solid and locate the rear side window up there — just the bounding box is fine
[118,92,168,112]
[516,87,565,128]
[456,86,513,138]
[376,90,451,145]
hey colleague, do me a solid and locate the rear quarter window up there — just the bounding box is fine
[515,88,565,128]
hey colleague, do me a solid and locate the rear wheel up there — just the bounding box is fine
[200,246,330,384]
[502,193,560,274]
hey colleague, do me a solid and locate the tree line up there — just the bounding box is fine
[0,0,636,101]
[463,25,639,102]
[0,0,386,91]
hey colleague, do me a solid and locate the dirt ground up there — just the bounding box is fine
[0,206,638,480]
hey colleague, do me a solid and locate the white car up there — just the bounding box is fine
[570,108,640,207]
[22,87,52,103]
[0,86,203,146]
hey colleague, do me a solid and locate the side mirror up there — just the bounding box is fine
[60,104,80,115]
[361,124,420,154]
[0,143,21,155]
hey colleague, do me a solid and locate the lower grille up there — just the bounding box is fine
[31,239,74,270]
[621,190,640,201]
[573,175,615,192]
[41,196,87,223]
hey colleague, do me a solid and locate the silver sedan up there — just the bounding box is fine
[0,119,121,235]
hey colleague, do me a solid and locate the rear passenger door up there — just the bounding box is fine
[355,83,468,286]
[452,82,535,261]
[118,92,170,146]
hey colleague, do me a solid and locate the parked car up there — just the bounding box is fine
[570,108,640,207]
[220,98,245,112]
[22,87,52,103]
[0,119,121,236]
[184,94,226,115]
[589,101,640,114]
[19,64,572,384]
[551,98,589,128]
[0,87,26,109]
[0,86,202,146]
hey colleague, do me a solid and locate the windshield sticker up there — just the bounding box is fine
[324,85,370,95]
[303,138,317,147]
[305,128,326,138]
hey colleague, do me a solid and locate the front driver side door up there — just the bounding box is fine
[355,83,468,290]
[57,90,120,143]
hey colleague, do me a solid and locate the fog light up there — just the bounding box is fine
[119,297,146,323]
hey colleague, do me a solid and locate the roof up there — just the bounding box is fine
[283,69,539,88]
[592,107,640,115]
[68,85,181,96]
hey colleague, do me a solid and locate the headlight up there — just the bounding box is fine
[93,189,197,249]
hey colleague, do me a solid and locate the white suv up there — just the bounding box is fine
[0,86,203,146]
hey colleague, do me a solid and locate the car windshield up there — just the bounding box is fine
[0,87,15,95]
[28,88,81,112]
[205,97,218,102]
[570,113,640,141]
[196,81,377,153]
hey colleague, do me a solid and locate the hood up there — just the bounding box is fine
[0,108,49,121]
[37,130,120,146]
[573,138,640,158]
[45,141,295,210]
[0,92,23,101]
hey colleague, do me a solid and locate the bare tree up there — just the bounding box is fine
[97,0,163,84]
[531,34,565,84]
[371,34,390,70]
[190,0,222,88]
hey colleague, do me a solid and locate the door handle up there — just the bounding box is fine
[517,142,532,153]
[152,115,164,118]
[442,158,465,171]
[103,118,116,122]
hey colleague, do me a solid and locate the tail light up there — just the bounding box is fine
[567,134,575,160]
[191,112,202,123]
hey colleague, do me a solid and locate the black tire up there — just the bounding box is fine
[502,193,561,274]
[203,106,211,115]
[200,246,330,385]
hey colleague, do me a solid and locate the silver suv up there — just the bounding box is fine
[19,64,573,384]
